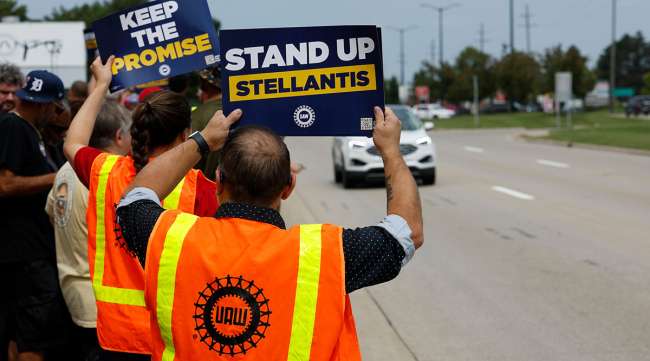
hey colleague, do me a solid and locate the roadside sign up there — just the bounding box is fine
[92,0,220,92]
[220,25,384,136]
[415,85,430,103]
[555,72,572,102]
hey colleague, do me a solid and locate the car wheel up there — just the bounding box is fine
[333,162,342,183]
[341,167,356,189]
[421,168,436,185]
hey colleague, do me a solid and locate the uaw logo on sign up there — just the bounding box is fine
[193,275,271,356]
[220,25,385,136]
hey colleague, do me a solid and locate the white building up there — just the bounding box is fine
[0,20,86,88]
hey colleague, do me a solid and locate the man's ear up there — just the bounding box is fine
[281,173,296,200]
[215,168,225,195]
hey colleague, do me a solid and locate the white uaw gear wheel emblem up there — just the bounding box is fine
[193,275,271,356]
[293,105,316,128]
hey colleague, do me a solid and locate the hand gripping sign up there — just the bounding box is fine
[93,0,220,92]
[221,26,385,136]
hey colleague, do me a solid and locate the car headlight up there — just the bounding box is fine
[348,140,367,149]
[415,136,432,145]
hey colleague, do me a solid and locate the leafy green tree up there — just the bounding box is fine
[46,0,220,29]
[0,0,28,21]
[541,45,595,98]
[596,32,650,93]
[446,46,496,102]
[384,76,399,104]
[495,51,540,103]
[641,72,650,95]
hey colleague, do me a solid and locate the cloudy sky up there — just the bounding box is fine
[19,0,650,83]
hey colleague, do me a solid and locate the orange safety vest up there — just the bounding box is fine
[144,210,362,361]
[87,153,200,354]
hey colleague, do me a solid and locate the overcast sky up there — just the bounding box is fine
[19,0,650,83]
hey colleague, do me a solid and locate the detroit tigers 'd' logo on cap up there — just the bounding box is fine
[193,275,271,356]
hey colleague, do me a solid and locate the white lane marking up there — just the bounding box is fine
[492,186,535,200]
[537,159,570,169]
[464,146,485,153]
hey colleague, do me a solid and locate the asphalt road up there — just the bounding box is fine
[281,129,650,361]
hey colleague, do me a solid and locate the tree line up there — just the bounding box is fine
[386,31,650,105]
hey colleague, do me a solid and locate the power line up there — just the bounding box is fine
[420,2,461,67]
[386,25,418,86]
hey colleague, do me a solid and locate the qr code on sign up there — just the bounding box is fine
[360,117,374,130]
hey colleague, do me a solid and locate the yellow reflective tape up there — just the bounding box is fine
[161,177,185,210]
[92,155,146,307]
[157,213,198,361]
[287,224,322,361]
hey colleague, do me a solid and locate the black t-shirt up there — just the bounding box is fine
[0,112,56,263]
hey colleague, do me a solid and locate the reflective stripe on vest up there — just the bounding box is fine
[155,222,324,361]
[92,155,146,306]
[93,157,190,307]
[161,177,186,210]
[157,213,199,361]
[287,224,322,361]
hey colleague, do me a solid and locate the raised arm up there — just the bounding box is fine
[63,56,114,163]
[373,106,423,249]
[124,109,242,200]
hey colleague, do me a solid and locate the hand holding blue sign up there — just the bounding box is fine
[200,109,243,151]
[90,55,115,88]
[372,106,402,159]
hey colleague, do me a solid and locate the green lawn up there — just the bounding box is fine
[428,110,650,151]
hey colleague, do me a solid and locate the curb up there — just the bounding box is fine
[519,134,650,157]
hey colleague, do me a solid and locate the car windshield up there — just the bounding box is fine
[390,106,423,131]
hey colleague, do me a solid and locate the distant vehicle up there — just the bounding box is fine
[332,105,436,188]
[481,102,510,114]
[625,95,650,117]
[413,103,455,119]
[512,101,542,113]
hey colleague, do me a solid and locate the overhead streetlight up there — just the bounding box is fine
[420,2,461,68]
[386,25,418,86]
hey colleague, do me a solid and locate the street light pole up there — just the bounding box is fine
[387,25,418,86]
[420,2,461,68]
[609,0,617,113]
[510,0,515,53]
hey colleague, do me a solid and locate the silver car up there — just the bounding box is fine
[332,105,437,188]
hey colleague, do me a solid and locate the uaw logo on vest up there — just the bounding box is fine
[194,275,270,356]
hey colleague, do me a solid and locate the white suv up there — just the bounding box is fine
[332,105,436,188]
[413,103,455,119]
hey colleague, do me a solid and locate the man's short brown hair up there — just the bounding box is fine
[219,126,291,207]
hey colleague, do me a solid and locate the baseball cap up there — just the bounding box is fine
[16,70,64,103]
[198,67,221,89]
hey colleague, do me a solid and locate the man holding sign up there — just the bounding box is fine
[92,0,220,92]
[221,26,384,136]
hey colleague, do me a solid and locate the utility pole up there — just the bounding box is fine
[520,4,536,54]
[478,23,487,52]
[430,39,436,65]
[509,0,515,53]
[387,25,418,86]
[420,2,461,67]
[609,0,617,112]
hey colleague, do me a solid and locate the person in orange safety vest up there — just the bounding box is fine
[115,96,424,359]
[64,57,218,358]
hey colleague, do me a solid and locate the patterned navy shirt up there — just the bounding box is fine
[117,200,407,294]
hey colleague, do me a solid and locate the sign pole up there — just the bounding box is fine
[473,75,480,127]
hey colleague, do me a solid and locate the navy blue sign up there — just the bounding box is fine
[220,26,384,136]
[93,0,220,92]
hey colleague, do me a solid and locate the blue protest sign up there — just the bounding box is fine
[92,0,220,92]
[220,26,385,136]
